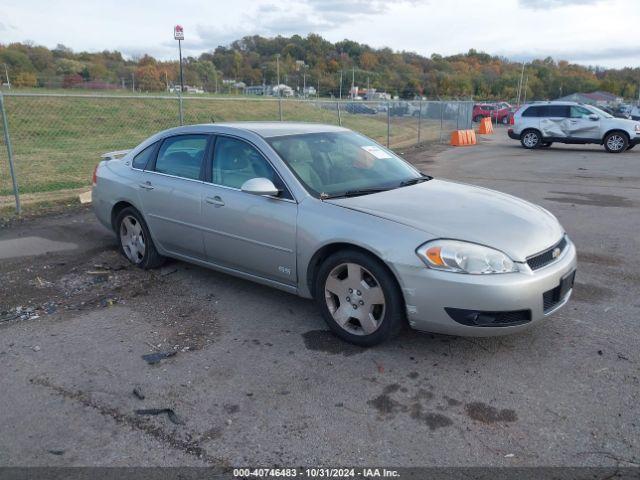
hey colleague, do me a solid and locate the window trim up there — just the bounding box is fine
[206,133,296,202]
[147,133,213,181]
[131,141,161,172]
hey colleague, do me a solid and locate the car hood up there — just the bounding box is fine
[326,179,563,262]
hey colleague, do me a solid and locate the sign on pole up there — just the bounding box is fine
[174,25,184,40]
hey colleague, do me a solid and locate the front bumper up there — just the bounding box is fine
[397,239,577,336]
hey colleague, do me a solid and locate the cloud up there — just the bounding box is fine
[519,0,601,9]
[500,46,640,65]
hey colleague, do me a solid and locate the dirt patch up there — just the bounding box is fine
[30,376,226,467]
[465,402,517,424]
[572,282,614,304]
[577,251,622,267]
[301,330,365,356]
[544,192,634,208]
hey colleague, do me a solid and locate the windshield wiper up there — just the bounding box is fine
[399,175,432,187]
[321,187,392,199]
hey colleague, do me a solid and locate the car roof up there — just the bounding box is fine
[163,122,350,139]
[524,101,584,107]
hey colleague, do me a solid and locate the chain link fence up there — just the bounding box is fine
[0,92,472,214]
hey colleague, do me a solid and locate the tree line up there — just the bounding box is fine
[1,34,639,101]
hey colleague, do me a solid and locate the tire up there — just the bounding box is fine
[520,129,542,149]
[540,142,553,148]
[314,250,405,346]
[603,132,629,153]
[115,207,165,269]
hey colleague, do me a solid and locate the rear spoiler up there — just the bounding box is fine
[101,149,132,160]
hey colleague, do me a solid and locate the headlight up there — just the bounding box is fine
[634,124,640,133]
[416,240,518,274]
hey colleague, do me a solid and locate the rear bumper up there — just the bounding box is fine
[507,129,520,140]
[397,239,578,337]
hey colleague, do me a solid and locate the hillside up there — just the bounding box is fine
[1,34,639,101]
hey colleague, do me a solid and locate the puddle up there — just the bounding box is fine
[0,236,77,259]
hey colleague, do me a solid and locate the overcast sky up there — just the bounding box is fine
[1,0,639,68]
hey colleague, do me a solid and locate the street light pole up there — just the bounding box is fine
[339,70,342,100]
[3,64,10,89]
[178,39,184,93]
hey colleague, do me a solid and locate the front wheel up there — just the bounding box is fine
[116,207,165,269]
[604,132,628,153]
[314,250,405,346]
[521,130,542,149]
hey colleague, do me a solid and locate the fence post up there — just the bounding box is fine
[178,91,184,126]
[278,96,283,121]
[0,93,20,215]
[336,100,342,126]
[456,101,461,131]
[417,99,423,145]
[386,101,391,148]
[439,101,444,144]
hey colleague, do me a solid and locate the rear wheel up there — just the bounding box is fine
[604,132,628,153]
[116,207,164,269]
[521,130,542,149]
[315,250,405,346]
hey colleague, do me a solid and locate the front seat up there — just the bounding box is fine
[282,140,323,191]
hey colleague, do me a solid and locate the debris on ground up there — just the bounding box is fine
[132,387,145,400]
[32,345,41,352]
[141,351,177,365]
[134,408,184,425]
[47,449,65,456]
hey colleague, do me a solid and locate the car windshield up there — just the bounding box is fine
[268,131,423,198]
[588,106,614,119]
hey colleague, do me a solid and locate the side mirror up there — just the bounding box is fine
[241,177,280,197]
[588,114,599,121]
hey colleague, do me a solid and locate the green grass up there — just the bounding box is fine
[0,91,444,202]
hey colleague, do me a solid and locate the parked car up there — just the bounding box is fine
[93,123,576,346]
[630,105,640,121]
[473,103,511,124]
[343,102,377,115]
[508,101,640,152]
[597,105,630,119]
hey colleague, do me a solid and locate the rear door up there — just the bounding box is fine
[201,135,297,285]
[539,105,570,138]
[137,134,210,260]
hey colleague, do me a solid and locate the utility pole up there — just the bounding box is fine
[131,71,135,92]
[303,71,306,98]
[351,67,355,99]
[522,75,529,104]
[317,76,320,99]
[276,53,281,88]
[3,64,10,89]
[339,70,343,100]
[516,62,525,105]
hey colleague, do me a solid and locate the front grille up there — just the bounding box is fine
[445,307,531,327]
[527,236,567,271]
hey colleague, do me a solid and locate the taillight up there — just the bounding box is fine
[92,164,99,186]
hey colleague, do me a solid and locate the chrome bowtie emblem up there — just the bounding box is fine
[552,247,561,259]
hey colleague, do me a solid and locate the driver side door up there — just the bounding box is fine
[566,105,600,140]
[201,135,298,285]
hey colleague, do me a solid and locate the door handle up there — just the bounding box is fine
[205,196,225,206]
[139,181,154,190]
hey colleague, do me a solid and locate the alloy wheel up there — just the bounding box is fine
[324,262,386,336]
[606,135,625,152]
[120,215,146,264]
[522,132,539,148]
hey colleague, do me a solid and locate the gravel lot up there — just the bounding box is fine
[1,130,638,468]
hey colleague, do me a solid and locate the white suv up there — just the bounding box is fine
[508,101,640,153]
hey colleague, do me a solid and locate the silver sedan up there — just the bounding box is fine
[92,123,577,346]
